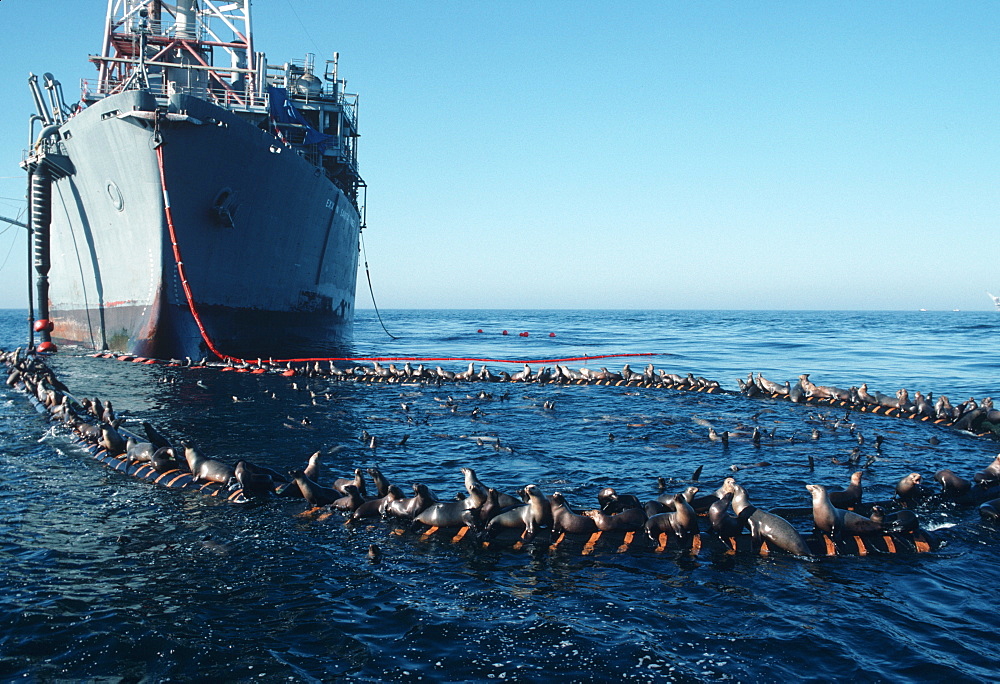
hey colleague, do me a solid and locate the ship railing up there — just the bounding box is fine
[80,78,269,111]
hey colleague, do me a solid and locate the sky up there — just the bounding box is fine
[0,0,998,311]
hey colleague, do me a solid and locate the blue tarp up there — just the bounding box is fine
[268,86,333,148]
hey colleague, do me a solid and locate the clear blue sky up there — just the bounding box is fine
[0,1,997,310]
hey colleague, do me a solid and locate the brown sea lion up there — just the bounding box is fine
[184,444,236,485]
[484,484,552,541]
[806,484,881,539]
[724,479,810,556]
[290,469,340,507]
[549,492,599,535]
[827,471,863,509]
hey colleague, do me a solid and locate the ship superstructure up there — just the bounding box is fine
[23,0,364,359]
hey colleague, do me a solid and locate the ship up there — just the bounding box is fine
[21,0,364,360]
[989,293,1000,312]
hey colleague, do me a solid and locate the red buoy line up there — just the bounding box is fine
[157,143,658,368]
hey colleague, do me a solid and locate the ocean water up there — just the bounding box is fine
[1,308,999,682]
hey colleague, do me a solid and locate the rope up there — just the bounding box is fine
[360,230,397,340]
[156,142,656,367]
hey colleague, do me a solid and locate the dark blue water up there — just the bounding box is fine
[1,309,999,682]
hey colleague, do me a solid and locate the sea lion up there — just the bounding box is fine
[869,505,920,533]
[332,484,366,512]
[184,444,236,485]
[462,467,520,507]
[584,506,647,532]
[150,446,181,473]
[934,469,972,497]
[381,483,435,520]
[806,484,882,539]
[235,461,275,499]
[238,460,289,483]
[484,484,552,541]
[827,471,863,509]
[974,455,1000,486]
[979,498,1000,522]
[724,479,811,556]
[367,466,391,498]
[303,451,322,481]
[332,468,367,497]
[707,492,743,540]
[644,492,698,543]
[414,485,487,528]
[99,425,127,456]
[655,486,699,510]
[549,492,599,535]
[597,487,643,513]
[125,437,156,464]
[290,469,340,507]
[895,472,935,503]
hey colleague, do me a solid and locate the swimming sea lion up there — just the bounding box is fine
[934,469,972,497]
[184,444,236,485]
[979,498,1000,522]
[806,484,881,539]
[725,479,811,556]
[549,492,599,535]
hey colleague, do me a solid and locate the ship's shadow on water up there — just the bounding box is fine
[2,310,1000,681]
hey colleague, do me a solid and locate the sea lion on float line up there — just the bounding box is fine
[584,506,647,532]
[125,437,156,464]
[235,461,276,499]
[724,479,811,556]
[184,444,236,485]
[644,492,699,543]
[895,473,935,503]
[597,487,643,514]
[290,469,340,507]
[150,446,182,473]
[805,484,881,540]
[484,485,552,542]
[827,471,863,509]
[979,498,1000,522]
[549,493,599,535]
[462,467,520,507]
[414,485,487,528]
[707,492,744,540]
[332,485,366,512]
[332,468,368,497]
[869,505,920,533]
[381,483,436,520]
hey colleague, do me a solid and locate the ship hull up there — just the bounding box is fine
[46,89,360,359]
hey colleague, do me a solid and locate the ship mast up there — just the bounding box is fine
[90,0,259,106]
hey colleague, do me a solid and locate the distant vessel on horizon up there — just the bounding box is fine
[989,292,1000,312]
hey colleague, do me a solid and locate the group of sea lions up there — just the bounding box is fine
[738,372,1000,436]
[6,348,1000,559]
[93,353,1000,441]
